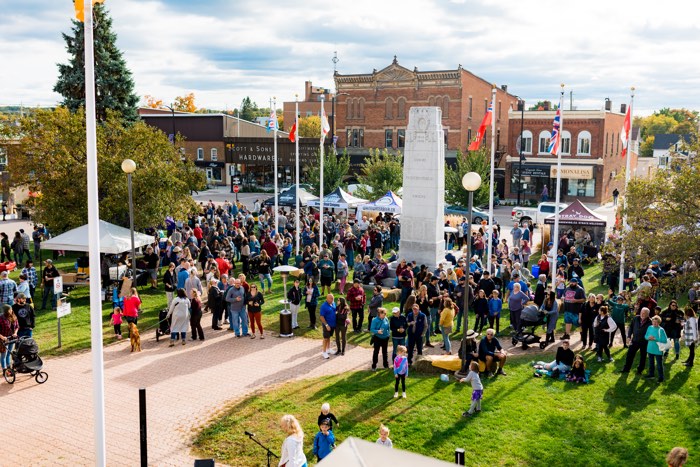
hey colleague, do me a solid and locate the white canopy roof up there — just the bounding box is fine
[42,220,156,254]
[358,190,403,214]
[308,187,368,209]
[318,437,454,466]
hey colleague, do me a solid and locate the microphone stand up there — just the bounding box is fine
[245,432,279,467]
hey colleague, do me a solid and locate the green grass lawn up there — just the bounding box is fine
[193,352,700,466]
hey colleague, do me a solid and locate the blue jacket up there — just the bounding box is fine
[406,311,427,337]
[370,316,390,340]
[320,300,337,327]
[645,325,668,356]
[177,269,189,290]
[313,430,335,459]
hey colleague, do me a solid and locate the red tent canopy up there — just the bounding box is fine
[544,199,607,227]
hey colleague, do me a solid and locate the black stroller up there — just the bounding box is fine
[511,305,547,350]
[155,308,171,342]
[3,337,48,384]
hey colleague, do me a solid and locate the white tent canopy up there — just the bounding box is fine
[318,437,455,466]
[308,187,368,209]
[42,220,156,255]
[358,190,403,214]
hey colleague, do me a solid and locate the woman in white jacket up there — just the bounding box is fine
[278,414,307,467]
[167,288,190,347]
[683,308,698,368]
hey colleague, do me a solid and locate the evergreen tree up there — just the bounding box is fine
[444,148,491,208]
[54,3,139,122]
[355,148,403,199]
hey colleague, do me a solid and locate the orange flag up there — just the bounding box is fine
[75,0,106,22]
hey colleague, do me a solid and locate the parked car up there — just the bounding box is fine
[511,201,568,226]
[444,205,493,224]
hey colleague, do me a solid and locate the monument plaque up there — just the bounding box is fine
[399,107,445,267]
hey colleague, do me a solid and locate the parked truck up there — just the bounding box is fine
[511,202,568,226]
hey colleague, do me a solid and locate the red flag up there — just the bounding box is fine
[468,102,493,151]
[620,105,631,157]
[288,119,297,142]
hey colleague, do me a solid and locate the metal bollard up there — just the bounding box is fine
[454,448,465,465]
[140,388,147,467]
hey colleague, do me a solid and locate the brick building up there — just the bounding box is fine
[333,57,519,180]
[282,81,334,130]
[505,102,636,204]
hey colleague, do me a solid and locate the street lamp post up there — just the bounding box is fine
[456,171,482,379]
[121,159,137,283]
[517,99,525,206]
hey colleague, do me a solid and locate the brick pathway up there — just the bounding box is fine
[0,321,603,466]
[0,328,374,466]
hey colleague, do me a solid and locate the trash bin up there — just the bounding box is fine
[531,265,540,278]
[279,310,293,337]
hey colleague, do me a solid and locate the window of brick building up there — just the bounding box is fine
[577,131,591,155]
[561,131,571,154]
[211,148,218,161]
[197,147,204,160]
[518,130,533,154]
[385,129,393,148]
[397,98,406,119]
[442,96,449,119]
[467,128,472,143]
[538,131,551,154]
[397,129,405,148]
[428,96,435,106]
[498,101,502,122]
[346,98,353,119]
[468,97,473,119]
[385,98,393,119]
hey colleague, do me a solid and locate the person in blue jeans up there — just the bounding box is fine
[406,303,427,366]
[370,308,391,369]
[225,279,248,336]
[13,294,34,338]
[645,315,668,383]
[0,304,19,375]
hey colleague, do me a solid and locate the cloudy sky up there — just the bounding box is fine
[1,0,698,116]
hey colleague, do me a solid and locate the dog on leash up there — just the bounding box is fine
[129,322,141,352]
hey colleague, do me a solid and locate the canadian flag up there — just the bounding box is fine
[468,101,493,151]
[288,118,297,143]
[620,105,631,157]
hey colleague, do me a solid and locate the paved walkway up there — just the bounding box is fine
[0,328,374,466]
[0,317,608,466]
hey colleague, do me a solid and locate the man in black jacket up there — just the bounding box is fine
[13,293,35,338]
[287,278,303,330]
[406,304,426,366]
[477,271,496,298]
[621,307,651,374]
[390,306,407,361]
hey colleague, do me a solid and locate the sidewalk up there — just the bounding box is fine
[0,329,372,466]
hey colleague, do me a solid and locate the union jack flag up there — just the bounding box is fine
[548,108,561,155]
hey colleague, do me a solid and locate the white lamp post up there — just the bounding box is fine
[456,171,482,378]
[121,159,137,283]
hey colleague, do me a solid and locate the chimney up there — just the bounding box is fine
[305,81,312,101]
[501,85,508,92]
[620,103,627,114]
[543,101,550,111]
[604,98,612,111]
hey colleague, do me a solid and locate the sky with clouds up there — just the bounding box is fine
[1,0,698,116]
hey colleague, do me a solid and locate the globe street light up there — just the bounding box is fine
[456,171,482,378]
[121,159,137,283]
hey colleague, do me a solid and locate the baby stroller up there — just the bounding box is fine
[511,305,547,350]
[155,308,171,342]
[3,337,48,384]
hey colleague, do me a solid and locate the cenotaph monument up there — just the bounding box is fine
[398,107,445,267]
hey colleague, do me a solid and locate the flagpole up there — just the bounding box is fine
[618,87,635,293]
[487,85,496,275]
[319,96,325,250]
[84,1,107,465]
[551,84,565,286]
[295,96,300,256]
[272,97,278,238]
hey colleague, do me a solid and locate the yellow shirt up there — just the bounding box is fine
[439,305,456,327]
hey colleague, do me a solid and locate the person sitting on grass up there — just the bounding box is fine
[312,419,335,462]
[566,355,587,383]
[533,339,574,377]
[478,328,507,377]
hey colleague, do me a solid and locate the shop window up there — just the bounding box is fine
[397,129,405,148]
[510,174,549,197]
[211,148,218,161]
[210,167,222,181]
[197,147,204,160]
[385,98,393,119]
[385,129,393,148]
[538,131,551,154]
[567,178,595,197]
[561,131,571,155]
[577,131,591,155]
[397,98,406,119]
[347,128,364,148]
